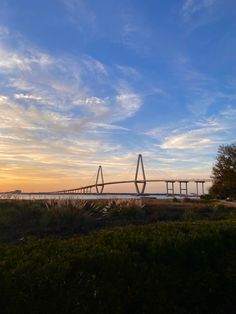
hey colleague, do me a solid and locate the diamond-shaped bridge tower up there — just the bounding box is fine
[96,165,104,194]
[134,154,146,194]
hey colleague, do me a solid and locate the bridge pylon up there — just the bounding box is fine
[134,154,146,194]
[96,165,104,194]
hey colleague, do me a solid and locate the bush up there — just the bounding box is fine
[0,221,235,314]
[172,197,180,203]
[1,199,236,243]
[200,194,215,201]
[182,209,197,221]
[105,200,145,222]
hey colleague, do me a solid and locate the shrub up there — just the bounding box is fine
[0,221,235,314]
[200,194,215,201]
[182,209,197,221]
[105,200,145,222]
[172,197,180,203]
[1,199,236,243]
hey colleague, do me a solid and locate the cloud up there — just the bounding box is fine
[0,45,53,72]
[73,97,109,117]
[182,0,217,22]
[172,53,236,117]
[62,0,153,57]
[220,106,236,120]
[142,112,236,182]
[81,55,108,77]
[162,123,223,150]
[115,64,141,80]
[0,26,9,38]
[88,123,129,132]
[73,90,143,123]
[0,95,8,102]
[62,0,96,31]
[160,131,213,150]
[0,25,145,190]
[115,92,142,119]
[146,108,236,155]
[0,24,142,117]
[14,93,43,101]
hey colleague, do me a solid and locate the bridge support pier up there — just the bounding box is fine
[166,181,175,196]
[195,181,205,196]
[179,181,188,197]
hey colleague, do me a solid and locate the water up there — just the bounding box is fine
[0,193,200,200]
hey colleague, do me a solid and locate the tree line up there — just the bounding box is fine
[210,142,236,199]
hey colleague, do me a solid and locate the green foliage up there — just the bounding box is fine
[0,200,106,242]
[182,209,197,221]
[105,200,146,223]
[1,199,236,243]
[0,221,235,314]
[200,194,215,201]
[210,143,236,199]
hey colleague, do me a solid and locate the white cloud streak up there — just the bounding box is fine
[0,25,144,190]
[182,0,217,22]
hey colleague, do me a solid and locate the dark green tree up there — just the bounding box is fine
[209,143,236,199]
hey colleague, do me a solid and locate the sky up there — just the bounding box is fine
[0,0,236,192]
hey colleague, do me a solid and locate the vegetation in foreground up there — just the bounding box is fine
[0,198,236,242]
[0,221,235,314]
[1,199,235,313]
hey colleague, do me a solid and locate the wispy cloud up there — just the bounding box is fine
[160,130,215,150]
[149,111,234,151]
[0,24,144,190]
[14,93,43,101]
[142,109,236,182]
[182,0,217,22]
[0,45,53,72]
[115,64,141,80]
[115,92,142,120]
[172,53,236,117]
[81,55,108,77]
[62,0,153,56]
[62,0,96,31]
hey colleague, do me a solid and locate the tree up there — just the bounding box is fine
[209,143,236,199]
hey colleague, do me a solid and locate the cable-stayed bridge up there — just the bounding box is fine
[0,154,211,199]
[52,154,211,196]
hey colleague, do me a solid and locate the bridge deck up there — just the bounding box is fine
[51,178,212,194]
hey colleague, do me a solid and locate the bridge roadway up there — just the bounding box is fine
[0,179,211,199]
[51,178,212,196]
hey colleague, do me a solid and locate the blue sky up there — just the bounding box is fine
[0,0,236,191]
